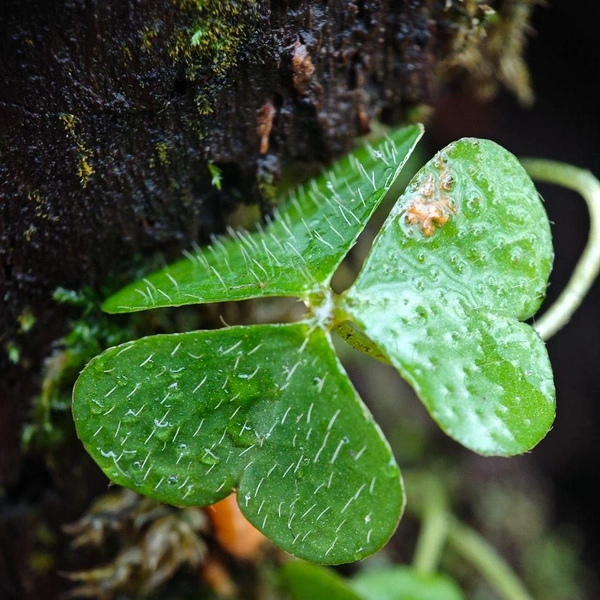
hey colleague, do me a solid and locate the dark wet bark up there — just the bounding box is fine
[0,1,533,597]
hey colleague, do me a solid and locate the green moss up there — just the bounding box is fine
[169,0,260,120]
[17,307,36,333]
[440,0,534,105]
[171,0,259,78]
[6,341,20,364]
[194,93,213,116]
[140,23,160,52]
[121,43,133,61]
[24,224,37,241]
[156,141,171,166]
[207,162,222,190]
[22,288,139,450]
[60,114,95,187]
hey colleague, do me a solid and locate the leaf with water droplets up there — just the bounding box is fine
[73,322,403,564]
[343,139,555,456]
[102,125,423,313]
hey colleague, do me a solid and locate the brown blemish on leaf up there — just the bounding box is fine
[404,176,457,237]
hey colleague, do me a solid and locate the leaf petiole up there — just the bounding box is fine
[446,517,534,600]
[332,320,390,364]
[412,478,449,576]
[521,159,600,340]
[408,475,534,600]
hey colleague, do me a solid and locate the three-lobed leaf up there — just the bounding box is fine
[73,322,402,564]
[102,125,423,313]
[343,139,555,455]
[73,129,557,568]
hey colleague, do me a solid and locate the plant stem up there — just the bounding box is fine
[446,517,534,600]
[412,479,448,575]
[521,159,600,340]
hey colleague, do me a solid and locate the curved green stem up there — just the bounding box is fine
[407,473,533,600]
[521,159,600,341]
[446,517,534,600]
[412,480,449,575]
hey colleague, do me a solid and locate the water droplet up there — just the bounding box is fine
[168,474,178,484]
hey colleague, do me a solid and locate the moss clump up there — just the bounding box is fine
[140,22,160,52]
[439,0,535,105]
[207,162,222,190]
[60,114,95,187]
[17,307,36,333]
[6,341,20,364]
[171,0,260,80]
[22,287,139,449]
[156,140,171,166]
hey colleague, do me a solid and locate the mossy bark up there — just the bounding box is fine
[0,1,535,597]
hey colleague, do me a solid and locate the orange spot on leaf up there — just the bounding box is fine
[403,176,456,236]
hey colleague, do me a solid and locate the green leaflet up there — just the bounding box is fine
[73,322,402,564]
[281,562,464,600]
[282,562,363,600]
[102,125,423,313]
[352,566,465,600]
[343,139,555,456]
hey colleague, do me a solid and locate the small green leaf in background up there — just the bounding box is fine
[351,566,465,600]
[73,322,402,564]
[343,139,555,456]
[282,561,363,600]
[102,125,423,313]
[281,562,464,600]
